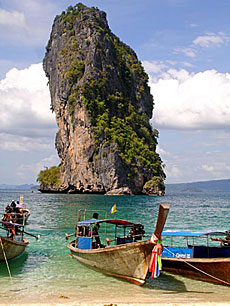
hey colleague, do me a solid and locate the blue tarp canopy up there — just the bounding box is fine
[162,230,226,237]
[77,219,135,227]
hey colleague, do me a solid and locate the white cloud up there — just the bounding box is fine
[0,63,56,150]
[174,47,196,58]
[201,165,214,172]
[165,165,183,180]
[149,68,230,130]
[199,159,230,182]
[181,62,194,68]
[0,1,57,46]
[35,154,60,171]
[0,8,26,28]
[142,60,167,74]
[202,162,230,174]
[156,145,170,156]
[193,32,230,47]
[190,23,198,28]
[16,154,59,183]
[0,133,55,152]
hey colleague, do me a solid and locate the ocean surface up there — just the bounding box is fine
[0,190,230,304]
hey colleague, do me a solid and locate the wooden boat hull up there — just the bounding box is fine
[68,239,154,285]
[162,257,230,286]
[0,236,29,262]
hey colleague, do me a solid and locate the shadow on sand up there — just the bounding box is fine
[145,272,213,295]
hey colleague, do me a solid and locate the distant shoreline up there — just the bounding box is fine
[1,178,229,193]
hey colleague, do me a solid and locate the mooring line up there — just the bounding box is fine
[163,246,230,286]
[0,237,12,280]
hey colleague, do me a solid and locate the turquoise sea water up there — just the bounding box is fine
[0,190,230,304]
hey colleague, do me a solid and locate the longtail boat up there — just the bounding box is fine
[0,221,29,262]
[67,203,170,285]
[2,198,30,225]
[161,230,230,286]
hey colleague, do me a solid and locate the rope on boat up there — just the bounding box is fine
[163,246,230,286]
[0,237,12,279]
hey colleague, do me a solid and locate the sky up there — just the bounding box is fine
[0,0,230,185]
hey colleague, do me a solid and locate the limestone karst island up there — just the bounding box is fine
[37,3,166,196]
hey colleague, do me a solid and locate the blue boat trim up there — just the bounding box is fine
[162,230,226,237]
[162,247,193,258]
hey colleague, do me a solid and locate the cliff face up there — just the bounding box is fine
[42,3,165,195]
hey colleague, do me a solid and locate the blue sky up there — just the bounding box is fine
[0,0,230,184]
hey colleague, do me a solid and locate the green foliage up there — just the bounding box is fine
[60,3,87,32]
[81,76,164,178]
[144,176,165,192]
[37,166,62,187]
[66,60,85,83]
[68,89,79,117]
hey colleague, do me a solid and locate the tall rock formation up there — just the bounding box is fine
[40,3,165,195]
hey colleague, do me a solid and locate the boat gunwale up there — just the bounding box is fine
[0,235,29,247]
[68,238,151,254]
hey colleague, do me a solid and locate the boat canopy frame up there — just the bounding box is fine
[162,230,228,248]
[75,209,145,248]
[162,230,226,237]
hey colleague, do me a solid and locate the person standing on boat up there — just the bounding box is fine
[11,200,16,212]
[211,233,230,246]
[6,223,16,240]
[90,213,101,248]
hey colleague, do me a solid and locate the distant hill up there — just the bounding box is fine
[0,184,38,190]
[0,180,229,193]
[166,179,230,193]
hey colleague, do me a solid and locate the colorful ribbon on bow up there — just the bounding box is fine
[149,234,163,278]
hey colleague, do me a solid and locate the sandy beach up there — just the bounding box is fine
[0,303,230,306]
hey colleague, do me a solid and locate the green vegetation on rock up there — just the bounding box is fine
[143,176,165,195]
[37,166,62,188]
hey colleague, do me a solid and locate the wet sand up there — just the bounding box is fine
[0,303,230,306]
[1,270,230,306]
[1,275,230,306]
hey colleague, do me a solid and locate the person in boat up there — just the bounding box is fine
[2,211,15,222]
[15,206,23,223]
[5,204,12,213]
[2,204,12,224]
[211,233,230,247]
[222,233,230,246]
[2,204,12,221]
[127,223,145,241]
[11,200,16,212]
[89,212,102,248]
[6,223,16,240]
[2,213,9,221]
[134,223,145,241]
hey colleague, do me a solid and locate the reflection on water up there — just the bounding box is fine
[0,190,230,303]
